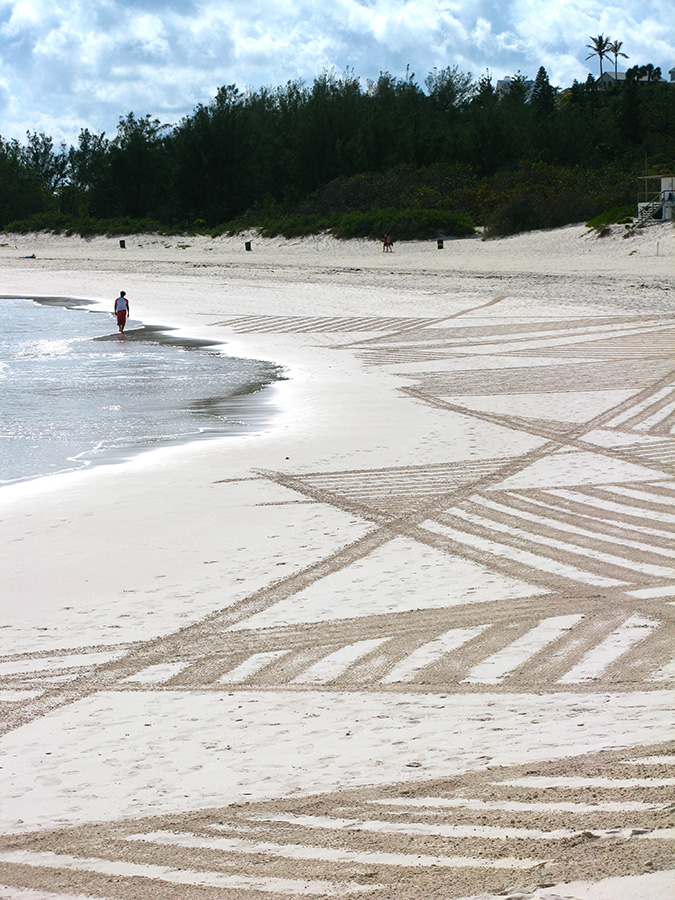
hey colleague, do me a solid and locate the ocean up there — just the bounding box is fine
[0,296,282,485]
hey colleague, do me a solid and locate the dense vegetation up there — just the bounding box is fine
[1,65,674,239]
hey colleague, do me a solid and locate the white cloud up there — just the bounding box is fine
[0,0,672,144]
[127,14,171,57]
[1,0,55,36]
[471,16,492,50]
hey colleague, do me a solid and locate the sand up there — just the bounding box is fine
[1,222,674,899]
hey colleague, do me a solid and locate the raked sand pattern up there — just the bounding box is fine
[1,227,674,899]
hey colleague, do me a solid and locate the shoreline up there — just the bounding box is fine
[1,225,674,899]
[1,293,284,489]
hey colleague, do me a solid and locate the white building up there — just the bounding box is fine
[495,76,534,99]
[598,71,668,86]
[638,175,675,223]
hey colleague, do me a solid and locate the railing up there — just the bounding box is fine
[637,190,674,225]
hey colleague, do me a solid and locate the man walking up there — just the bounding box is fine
[114,291,130,332]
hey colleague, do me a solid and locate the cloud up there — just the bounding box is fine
[0,0,672,144]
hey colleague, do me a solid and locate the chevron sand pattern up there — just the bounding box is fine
[1,746,672,899]
[3,284,675,899]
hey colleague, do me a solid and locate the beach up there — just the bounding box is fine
[1,223,674,899]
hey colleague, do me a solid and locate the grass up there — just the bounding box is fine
[586,205,635,229]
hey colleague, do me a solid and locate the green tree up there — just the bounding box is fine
[586,34,612,77]
[292,70,367,192]
[424,65,474,114]
[462,72,503,174]
[171,86,246,223]
[626,64,662,83]
[531,66,556,116]
[20,132,68,193]
[0,137,51,226]
[504,71,531,104]
[607,40,628,80]
[643,64,662,82]
[618,76,641,142]
[68,129,109,191]
[473,71,496,107]
[107,113,169,218]
[3,56,673,238]
[65,129,110,216]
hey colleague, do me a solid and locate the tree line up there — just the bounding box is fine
[1,64,674,238]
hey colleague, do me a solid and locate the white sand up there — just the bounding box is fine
[1,222,674,899]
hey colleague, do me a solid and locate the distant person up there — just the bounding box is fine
[114,291,130,332]
[383,234,393,252]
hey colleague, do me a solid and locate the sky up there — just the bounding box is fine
[0,0,673,146]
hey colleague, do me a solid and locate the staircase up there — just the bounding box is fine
[624,190,674,235]
[637,190,672,225]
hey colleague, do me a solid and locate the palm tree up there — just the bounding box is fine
[586,34,612,78]
[607,40,629,80]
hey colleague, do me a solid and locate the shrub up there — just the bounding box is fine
[483,182,610,239]
[260,214,332,238]
[586,205,635,228]
[2,213,188,236]
[483,196,548,239]
[331,208,475,240]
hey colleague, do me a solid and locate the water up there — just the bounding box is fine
[0,297,283,485]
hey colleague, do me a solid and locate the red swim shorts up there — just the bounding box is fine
[116,310,127,328]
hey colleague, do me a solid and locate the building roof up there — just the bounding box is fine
[598,70,669,84]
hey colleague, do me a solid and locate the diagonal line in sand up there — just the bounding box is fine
[338,294,508,349]
[0,526,393,736]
